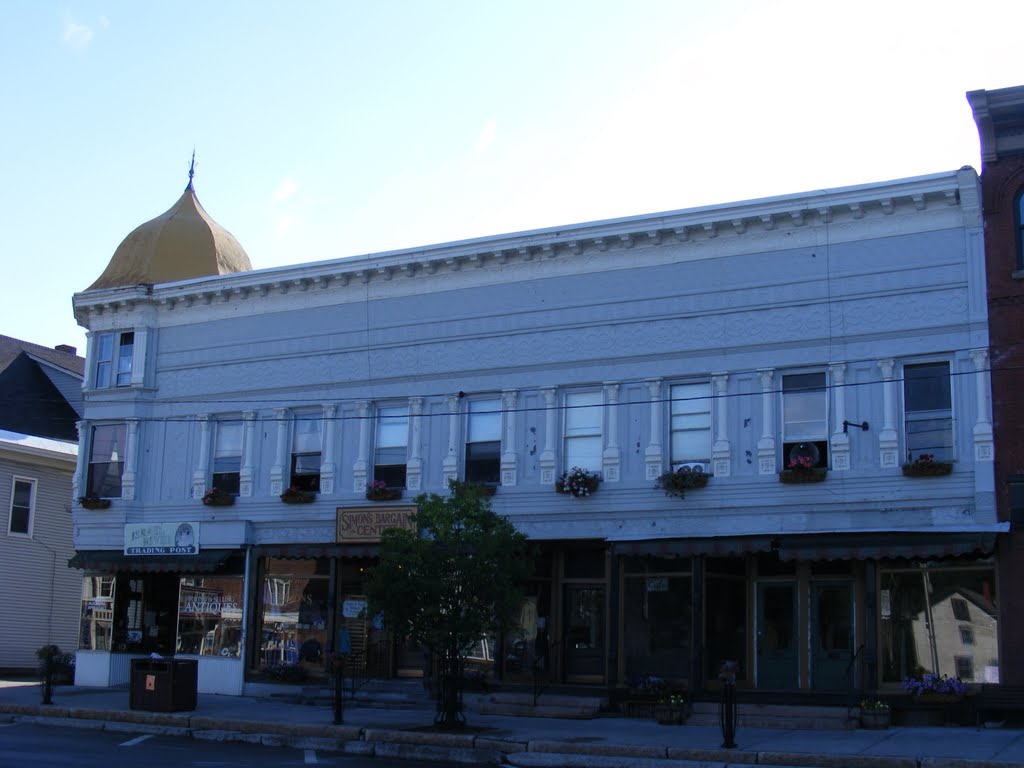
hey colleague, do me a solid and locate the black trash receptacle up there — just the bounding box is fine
[129,658,198,712]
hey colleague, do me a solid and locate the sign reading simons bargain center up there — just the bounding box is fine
[336,506,417,543]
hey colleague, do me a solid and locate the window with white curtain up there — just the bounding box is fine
[290,413,322,492]
[563,391,602,473]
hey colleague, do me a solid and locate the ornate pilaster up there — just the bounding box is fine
[970,349,994,462]
[122,418,139,500]
[320,404,337,494]
[711,374,731,477]
[539,387,557,485]
[645,379,664,480]
[829,363,850,471]
[602,382,621,482]
[192,414,212,500]
[501,390,518,486]
[270,408,289,495]
[757,370,777,474]
[352,401,370,493]
[442,394,461,485]
[406,398,423,491]
[240,410,256,497]
[73,420,87,500]
[878,359,899,468]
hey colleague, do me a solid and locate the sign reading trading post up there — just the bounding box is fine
[336,506,417,543]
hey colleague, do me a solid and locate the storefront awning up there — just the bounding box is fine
[253,543,380,559]
[611,536,775,558]
[775,532,999,562]
[68,549,235,573]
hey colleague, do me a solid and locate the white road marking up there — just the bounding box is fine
[304,748,318,763]
[120,734,155,747]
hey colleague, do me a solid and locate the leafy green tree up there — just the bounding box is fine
[366,480,534,726]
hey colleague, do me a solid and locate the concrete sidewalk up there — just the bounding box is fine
[2,679,1024,768]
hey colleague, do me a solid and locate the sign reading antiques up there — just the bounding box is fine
[337,506,417,543]
[124,522,200,555]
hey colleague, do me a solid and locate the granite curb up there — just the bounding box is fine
[4,702,1024,768]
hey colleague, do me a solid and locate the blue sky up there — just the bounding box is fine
[3,1,1022,353]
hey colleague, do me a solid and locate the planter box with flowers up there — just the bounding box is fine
[78,494,111,510]
[902,454,953,477]
[281,486,317,504]
[556,467,601,497]
[779,443,827,484]
[859,698,891,729]
[202,487,235,507]
[904,672,967,701]
[365,480,402,501]
[656,466,711,498]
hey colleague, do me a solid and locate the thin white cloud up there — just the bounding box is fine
[62,11,95,50]
[274,177,299,203]
[474,117,497,155]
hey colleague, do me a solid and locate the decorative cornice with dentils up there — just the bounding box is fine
[72,170,974,326]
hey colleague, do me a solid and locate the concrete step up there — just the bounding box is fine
[476,690,607,719]
[689,701,859,730]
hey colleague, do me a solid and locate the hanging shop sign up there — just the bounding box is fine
[124,522,200,555]
[336,506,417,543]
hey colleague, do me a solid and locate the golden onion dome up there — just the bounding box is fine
[88,176,252,290]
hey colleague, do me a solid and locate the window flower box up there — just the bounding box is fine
[78,495,111,510]
[778,467,828,484]
[281,486,316,504]
[202,488,235,507]
[655,466,711,498]
[901,454,953,477]
[555,467,600,497]
[779,446,827,483]
[365,481,402,501]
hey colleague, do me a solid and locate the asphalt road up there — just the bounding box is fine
[0,722,447,768]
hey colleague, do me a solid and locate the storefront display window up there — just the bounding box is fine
[79,576,115,650]
[705,558,747,682]
[880,561,998,684]
[176,576,243,657]
[623,564,692,681]
[257,557,330,681]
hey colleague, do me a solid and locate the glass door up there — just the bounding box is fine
[810,582,853,691]
[756,582,798,689]
[564,585,605,681]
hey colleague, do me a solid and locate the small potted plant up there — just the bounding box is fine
[778,443,828,484]
[556,467,601,497]
[655,692,689,725]
[859,698,890,729]
[365,480,402,501]
[202,487,235,506]
[280,485,316,504]
[902,453,953,477]
[78,493,111,510]
[655,465,711,498]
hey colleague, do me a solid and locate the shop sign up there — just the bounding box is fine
[342,599,367,618]
[124,522,200,555]
[646,577,669,592]
[179,586,239,618]
[336,506,416,543]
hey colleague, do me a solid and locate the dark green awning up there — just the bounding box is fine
[68,549,236,573]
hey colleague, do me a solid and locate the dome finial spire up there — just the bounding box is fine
[187,149,196,190]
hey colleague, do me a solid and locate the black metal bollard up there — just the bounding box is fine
[333,661,344,724]
[41,659,53,706]
[720,680,737,748]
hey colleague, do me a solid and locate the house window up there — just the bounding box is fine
[564,391,602,473]
[670,382,711,468]
[95,331,134,388]
[374,406,408,488]
[290,414,322,492]
[955,655,974,681]
[959,627,975,645]
[904,361,953,462]
[782,372,828,468]
[466,398,501,484]
[212,420,242,495]
[951,597,971,621]
[87,423,127,498]
[8,477,34,536]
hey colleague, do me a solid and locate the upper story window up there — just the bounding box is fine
[374,406,408,488]
[782,372,828,468]
[903,361,953,462]
[212,420,242,495]
[8,477,35,536]
[88,423,126,498]
[95,331,134,388]
[564,391,602,473]
[466,398,501,484]
[670,382,712,469]
[290,413,322,492]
